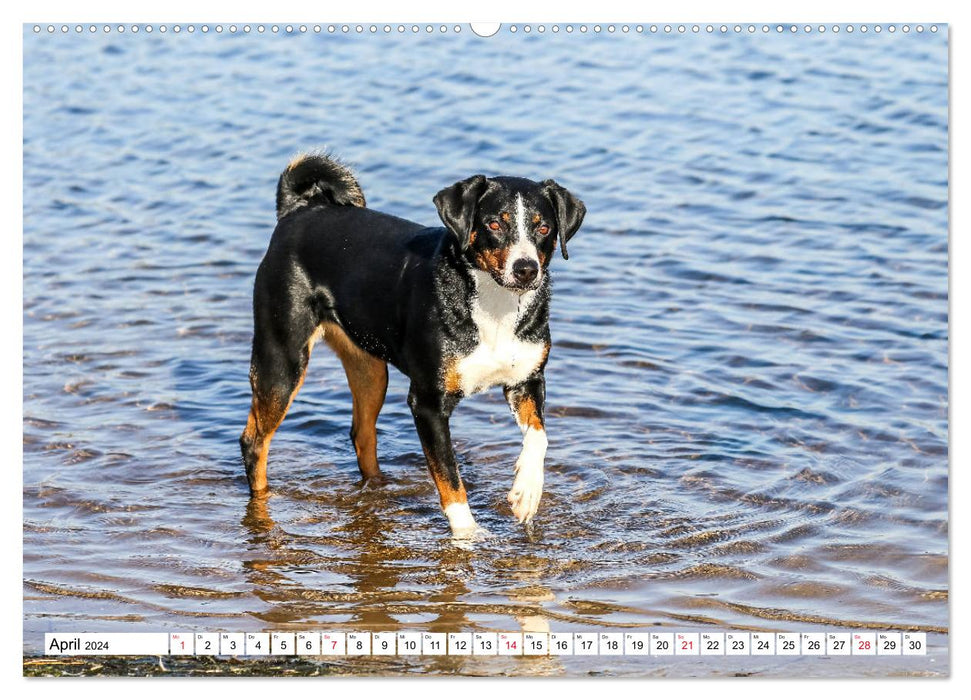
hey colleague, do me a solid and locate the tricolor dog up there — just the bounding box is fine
[240,153,585,538]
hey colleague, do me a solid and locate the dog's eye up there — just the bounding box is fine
[488,221,501,231]
[537,224,550,236]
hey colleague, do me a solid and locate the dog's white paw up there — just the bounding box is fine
[451,525,495,546]
[445,502,489,540]
[450,526,495,551]
[508,458,544,524]
[508,427,546,524]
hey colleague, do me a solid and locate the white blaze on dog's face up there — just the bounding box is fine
[500,193,542,288]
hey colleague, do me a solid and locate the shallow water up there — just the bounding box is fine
[23,25,948,675]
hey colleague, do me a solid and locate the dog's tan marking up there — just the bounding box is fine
[426,459,469,510]
[501,212,511,223]
[474,247,510,278]
[468,229,477,245]
[242,337,314,493]
[443,357,463,395]
[532,213,541,224]
[516,395,544,432]
[427,463,479,537]
[421,447,480,536]
[321,322,388,480]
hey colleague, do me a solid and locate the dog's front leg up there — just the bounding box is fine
[408,386,482,538]
[504,374,548,524]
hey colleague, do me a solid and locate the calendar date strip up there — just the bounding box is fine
[44,631,929,657]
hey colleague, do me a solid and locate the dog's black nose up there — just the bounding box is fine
[512,258,539,286]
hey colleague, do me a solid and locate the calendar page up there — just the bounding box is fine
[21,13,949,680]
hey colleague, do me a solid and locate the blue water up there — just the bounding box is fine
[23,25,948,676]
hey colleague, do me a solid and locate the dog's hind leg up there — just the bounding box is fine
[321,323,388,480]
[240,323,317,494]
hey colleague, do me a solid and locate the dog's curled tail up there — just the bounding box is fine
[275,152,366,220]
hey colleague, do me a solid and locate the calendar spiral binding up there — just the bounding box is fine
[30,23,943,36]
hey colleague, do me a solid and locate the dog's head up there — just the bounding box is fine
[433,175,586,293]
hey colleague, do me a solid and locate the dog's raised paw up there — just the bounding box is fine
[508,461,544,524]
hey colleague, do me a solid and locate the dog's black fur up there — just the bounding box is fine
[241,153,585,535]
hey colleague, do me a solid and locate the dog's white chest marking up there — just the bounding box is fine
[454,270,546,395]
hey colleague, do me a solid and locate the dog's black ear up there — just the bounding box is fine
[542,179,586,260]
[433,175,488,251]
